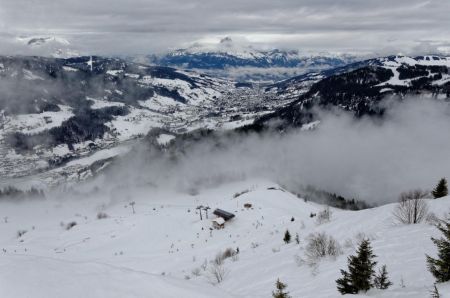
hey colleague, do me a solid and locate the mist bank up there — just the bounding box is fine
[83,97,448,205]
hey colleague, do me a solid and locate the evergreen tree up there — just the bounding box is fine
[373,265,392,289]
[432,178,448,199]
[272,279,291,298]
[336,270,357,294]
[336,239,377,294]
[426,219,450,283]
[295,233,300,244]
[283,230,291,244]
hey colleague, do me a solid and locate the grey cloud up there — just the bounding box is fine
[0,0,449,55]
[94,98,450,205]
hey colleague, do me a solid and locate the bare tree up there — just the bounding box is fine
[191,268,201,277]
[305,232,342,261]
[393,189,429,224]
[208,262,227,284]
[316,206,332,225]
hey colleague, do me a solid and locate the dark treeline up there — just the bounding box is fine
[0,186,45,200]
[289,185,372,210]
[6,106,129,152]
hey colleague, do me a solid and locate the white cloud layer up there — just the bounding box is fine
[96,98,450,205]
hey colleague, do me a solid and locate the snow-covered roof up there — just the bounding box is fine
[212,217,225,225]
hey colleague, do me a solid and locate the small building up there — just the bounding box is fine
[211,209,235,229]
[212,217,225,229]
[43,116,52,124]
[213,209,235,221]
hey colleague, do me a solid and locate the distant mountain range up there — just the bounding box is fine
[9,35,361,82]
[144,38,361,82]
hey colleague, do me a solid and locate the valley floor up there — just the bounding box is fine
[0,179,449,297]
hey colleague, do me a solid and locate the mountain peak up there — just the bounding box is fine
[14,35,77,58]
[17,36,70,47]
[219,37,233,46]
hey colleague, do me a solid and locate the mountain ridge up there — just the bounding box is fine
[144,39,361,82]
[1,54,450,187]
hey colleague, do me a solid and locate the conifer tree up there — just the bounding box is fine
[336,270,357,294]
[272,279,291,298]
[283,230,291,244]
[373,265,393,289]
[426,218,450,283]
[336,239,377,294]
[432,178,448,199]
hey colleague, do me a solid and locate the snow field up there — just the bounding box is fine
[0,179,449,297]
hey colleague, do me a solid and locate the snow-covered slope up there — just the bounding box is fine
[253,55,450,130]
[0,179,449,297]
[266,55,450,95]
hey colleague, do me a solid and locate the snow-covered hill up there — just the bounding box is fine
[266,55,450,97]
[253,55,450,130]
[0,179,449,297]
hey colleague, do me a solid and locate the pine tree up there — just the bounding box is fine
[295,233,300,244]
[283,230,291,244]
[272,279,291,298]
[336,270,357,294]
[426,219,450,283]
[373,265,393,289]
[432,178,448,199]
[336,239,377,294]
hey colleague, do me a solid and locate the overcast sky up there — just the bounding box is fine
[0,0,449,56]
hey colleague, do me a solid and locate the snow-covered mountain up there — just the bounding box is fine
[14,36,79,58]
[253,55,450,130]
[146,38,360,82]
[0,179,449,297]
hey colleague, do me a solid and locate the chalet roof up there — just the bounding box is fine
[212,217,225,225]
[213,209,235,221]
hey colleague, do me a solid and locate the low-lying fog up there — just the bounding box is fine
[88,97,450,206]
